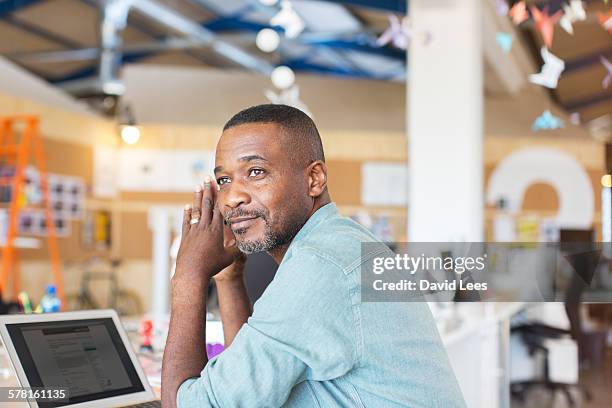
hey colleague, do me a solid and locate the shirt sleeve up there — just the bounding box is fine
[176,247,357,408]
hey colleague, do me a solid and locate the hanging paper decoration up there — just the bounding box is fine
[598,10,612,34]
[601,56,612,89]
[265,85,312,117]
[270,0,305,39]
[496,32,513,53]
[377,15,410,50]
[509,1,529,25]
[559,0,587,35]
[532,110,565,131]
[530,6,562,49]
[529,47,565,89]
[495,0,509,16]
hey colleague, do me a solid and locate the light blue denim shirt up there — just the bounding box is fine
[177,203,466,407]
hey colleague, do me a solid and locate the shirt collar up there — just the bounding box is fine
[291,202,338,244]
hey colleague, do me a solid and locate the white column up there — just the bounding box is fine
[148,207,171,316]
[408,0,484,242]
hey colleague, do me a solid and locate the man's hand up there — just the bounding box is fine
[174,176,235,284]
[162,176,236,408]
[214,219,248,282]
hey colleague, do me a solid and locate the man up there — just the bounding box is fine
[161,104,466,407]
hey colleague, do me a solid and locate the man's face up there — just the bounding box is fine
[214,123,311,254]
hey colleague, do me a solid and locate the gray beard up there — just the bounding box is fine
[237,234,276,254]
[236,216,305,255]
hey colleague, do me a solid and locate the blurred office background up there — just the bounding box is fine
[0,0,611,407]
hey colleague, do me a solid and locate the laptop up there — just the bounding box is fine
[0,310,160,408]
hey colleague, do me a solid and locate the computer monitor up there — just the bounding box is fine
[0,310,157,408]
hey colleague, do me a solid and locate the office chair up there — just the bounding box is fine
[510,246,599,407]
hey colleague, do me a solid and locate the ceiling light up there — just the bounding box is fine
[256,28,280,53]
[271,66,295,89]
[118,104,141,145]
[121,125,141,145]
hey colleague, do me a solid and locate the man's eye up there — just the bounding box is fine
[217,177,230,185]
[248,168,265,177]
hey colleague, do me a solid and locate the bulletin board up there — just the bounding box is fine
[18,139,108,260]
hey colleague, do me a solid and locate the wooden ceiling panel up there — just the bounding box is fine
[557,63,612,101]
[578,101,612,122]
[20,59,94,79]
[157,0,213,23]
[0,21,65,53]
[123,26,156,45]
[13,0,98,47]
[548,22,611,61]
[348,7,389,31]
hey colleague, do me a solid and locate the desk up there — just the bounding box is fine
[1,308,518,408]
[434,302,525,408]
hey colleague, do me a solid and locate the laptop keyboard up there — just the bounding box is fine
[125,401,161,408]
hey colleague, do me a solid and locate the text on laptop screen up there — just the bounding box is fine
[6,318,145,407]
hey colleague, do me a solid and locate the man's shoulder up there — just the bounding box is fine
[289,215,382,274]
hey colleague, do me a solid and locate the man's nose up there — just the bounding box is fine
[222,181,251,210]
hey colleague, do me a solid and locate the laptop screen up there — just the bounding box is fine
[6,317,145,407]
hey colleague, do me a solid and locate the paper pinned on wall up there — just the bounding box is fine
[118,149,171,191]
[93,147,119,198]
[117,149,215,192]
[169,150,216,190]
[361,162,408,206]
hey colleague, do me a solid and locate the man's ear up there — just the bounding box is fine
[307,160,328,198]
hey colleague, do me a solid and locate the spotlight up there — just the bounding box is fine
[121,125,141,145]
[271,66,295,89]
[256,28,280,53]
[118,105,141,145]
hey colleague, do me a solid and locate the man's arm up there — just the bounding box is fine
[161,179,236,408]
[172,249,357,407]
[162,273,209,408]
[214,258,252,347]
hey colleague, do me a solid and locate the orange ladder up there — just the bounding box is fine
[0,116,64,307]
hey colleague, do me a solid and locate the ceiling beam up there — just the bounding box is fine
[561,92,612,111]
[0,0,43,16]
[321,0,406,13]
[57,0,275,95]
[564,47,612,73]
[2,15,83,49]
